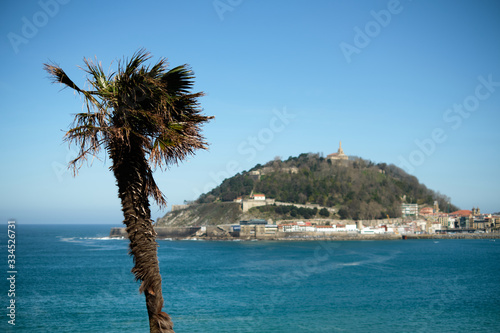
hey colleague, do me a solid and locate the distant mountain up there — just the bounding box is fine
[195,153,459,220]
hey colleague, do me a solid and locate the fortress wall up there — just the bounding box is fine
[242,199,275,212]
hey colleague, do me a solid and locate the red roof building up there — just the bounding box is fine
[420,207,434,215]
[252,194,266,201]
[450,210,472,217]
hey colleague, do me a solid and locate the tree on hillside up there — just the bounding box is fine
[319,208,330,217]
[44,49,212,333]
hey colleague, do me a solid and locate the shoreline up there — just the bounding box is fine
[191,233,500,241]
[109,227,500,241]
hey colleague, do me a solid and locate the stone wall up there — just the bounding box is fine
[109,226,201,239]
[242,199,337,213]
[242,199,275,212]
[171,204,190,211]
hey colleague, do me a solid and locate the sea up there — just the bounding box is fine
[1,223,499,333]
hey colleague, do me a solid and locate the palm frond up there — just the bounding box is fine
[161,65,195,95]
[46,49,213,206]
[63,111,109,173]
[82,57,114,93]
[122,48,152,77]
[43,63,83,92]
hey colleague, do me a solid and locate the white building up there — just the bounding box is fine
[316,226,336,233]
[402,203,419,217]
[429,222,442,234]
[360,227,385,234]
[346,224,357,232]
[253,194,266,201]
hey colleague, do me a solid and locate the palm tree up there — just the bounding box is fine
[44,49,212,333]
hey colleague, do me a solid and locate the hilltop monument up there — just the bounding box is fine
[327,141,348,161]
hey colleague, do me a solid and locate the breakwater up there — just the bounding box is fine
[110,227,201,239]
[403,233,500,240]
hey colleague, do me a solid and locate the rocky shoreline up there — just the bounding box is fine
[402,233,499,240]
[198,233,500,241]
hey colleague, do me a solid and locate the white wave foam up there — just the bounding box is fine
[82,237,125,240]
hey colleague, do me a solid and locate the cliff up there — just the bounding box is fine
[156,202,245,227]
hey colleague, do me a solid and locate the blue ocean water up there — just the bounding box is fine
[1,224,499,332]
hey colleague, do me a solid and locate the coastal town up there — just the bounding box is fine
[110,199,500,240]
[203,203,500,240]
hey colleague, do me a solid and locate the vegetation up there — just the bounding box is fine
[45,50,212,333]
[253,205,320,219]
[197,173,255,203]
[197,153,459,220]
[319,208,330,217]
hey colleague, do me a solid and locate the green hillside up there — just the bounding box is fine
[196,153,459,220]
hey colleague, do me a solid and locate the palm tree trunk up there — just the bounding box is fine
[109,137,175,333]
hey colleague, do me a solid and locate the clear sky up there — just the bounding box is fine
[1,0,499,224]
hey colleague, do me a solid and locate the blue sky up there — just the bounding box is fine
[1,0,499,224]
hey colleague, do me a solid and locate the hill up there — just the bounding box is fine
[156,201,336,227]
[194,153,458,220]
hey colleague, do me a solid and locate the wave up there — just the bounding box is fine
[58,236,125,242]
[82,237,125,240]
[57,235,128,251]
